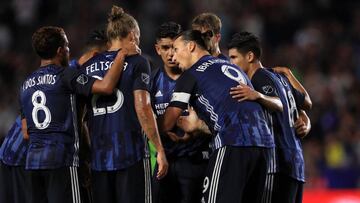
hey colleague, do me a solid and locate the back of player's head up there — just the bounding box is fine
[191,13,222,34]
[106,5,138,40]
[32,26,66,59]
[228,31,262,59]
[85,29,107,51]
[175,29,213,53]
[155,21,182,41]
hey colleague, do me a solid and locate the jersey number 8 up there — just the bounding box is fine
[31,90,51,129]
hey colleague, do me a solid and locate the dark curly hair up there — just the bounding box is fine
[155,21,182,41]
[228,31,262,59]
[32,26,66,59]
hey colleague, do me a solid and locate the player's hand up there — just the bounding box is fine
[176,107,201,133]
[156,150,168,179]
[121,41,141,56]
[272,66,291,75]
[230,83,260,102]
[167,132,191,143]
[294,116,310,138]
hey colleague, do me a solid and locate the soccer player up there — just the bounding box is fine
[73,29,109,203]
[0,116,30,203]
[80,6,168,203]
[228,31,312,203]
[20,26,133,203]
[160,30,274,203]
[151,22,210,203]
[191,12,228,60]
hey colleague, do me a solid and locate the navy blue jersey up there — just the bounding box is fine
[251,68,280,174]
[272,70,305,182]
[81,51,150,171]
[169,55,274,150]
[254,68,306,182]
[217,53,229,61]
[69,59,80,69]
[0,116,28,166]
[20,64,96,169]
[150,67,210,158]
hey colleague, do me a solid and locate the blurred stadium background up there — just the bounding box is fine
[0,0,359,202]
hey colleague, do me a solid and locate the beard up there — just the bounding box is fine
[169,66,183,75]
[60,55,69,67]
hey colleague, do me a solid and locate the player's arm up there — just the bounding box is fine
[21,118,29,140]
[230,82,283,112]
[159,71,197,134]
[64,43,139,97]
[176,107,212,135]
[91,43,140,94]
[133,58,168,180]
[19,105,29,140]
[272,67,312,110]
[230,84,283,112]
[134,90,168,179]
[294,110,311,138]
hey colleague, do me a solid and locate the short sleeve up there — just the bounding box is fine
[62,68,96,97]
[133,57,151,91]
[168,71,197,110]
[252,70,279,97]
[290,84,305,109]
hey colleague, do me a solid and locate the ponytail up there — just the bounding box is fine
[176,29,213,53]
[106,5,138,40]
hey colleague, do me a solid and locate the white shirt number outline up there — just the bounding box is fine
[31,90,51,129]
[91,76,124,116]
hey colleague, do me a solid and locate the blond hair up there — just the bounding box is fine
[106,5,138,40]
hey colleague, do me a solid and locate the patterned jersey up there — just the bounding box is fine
[217,53,229,61]
[81,51,151,171]
[150,67,210,159]
[269,69,306,182]
[169,55,274,150]
[0,116,28,166]
[251,68,281,174]
[20,64,96,169]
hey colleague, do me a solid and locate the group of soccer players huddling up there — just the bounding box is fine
[0,4,312,203]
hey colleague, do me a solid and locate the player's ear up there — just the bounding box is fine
[57,47,62,55]
[129,31,135,43]
[155,43,161,55]
[215,33,221,43]
[247,51,255,63]
[188,41,196,52]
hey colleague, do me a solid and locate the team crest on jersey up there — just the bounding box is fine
[76,74,89,85]
[262,85,274,94]
[141,73,150,84]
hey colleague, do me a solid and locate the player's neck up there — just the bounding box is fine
[108,40,126,51]
[212,46,221,57]
[40,59,61,67]
[163,65,181,80]
[190,49,210,68]
[247,61,262,80]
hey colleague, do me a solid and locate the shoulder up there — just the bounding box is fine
[127,54,149,65]
[150,67,161,80]
[81,52,107,68]
[253,68,277,83]
[177,69,196,85]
